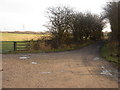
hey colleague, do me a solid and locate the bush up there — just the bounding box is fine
[28,36,52,51]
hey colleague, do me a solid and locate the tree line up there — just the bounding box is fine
[103,1,119,42]
[29,1,119,51]
[46,6,105,48]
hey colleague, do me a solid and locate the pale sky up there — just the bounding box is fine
[0,0,111,32]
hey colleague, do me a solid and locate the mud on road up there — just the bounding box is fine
[2,41,119,88]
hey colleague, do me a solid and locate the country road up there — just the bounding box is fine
[2,41,119,88]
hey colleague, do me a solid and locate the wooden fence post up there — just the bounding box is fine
[13,41,16,51]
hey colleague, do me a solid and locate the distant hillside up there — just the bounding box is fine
[0,31,50,34]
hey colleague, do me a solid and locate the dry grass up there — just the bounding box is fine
[1,33,50,41]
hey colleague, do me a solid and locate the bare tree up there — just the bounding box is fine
[71,12,104,41]
[46,6,105,48]
[46,6,74,48]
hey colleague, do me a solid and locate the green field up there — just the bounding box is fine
[0,32,50,53]
[1,41,14,53]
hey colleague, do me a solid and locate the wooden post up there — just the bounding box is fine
[13,42,16,51]
[27,41,30,51]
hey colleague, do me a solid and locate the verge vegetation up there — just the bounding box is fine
[101,1,120,67]
[101,41,119,67]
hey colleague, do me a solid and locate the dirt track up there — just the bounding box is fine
[2,41,119,88]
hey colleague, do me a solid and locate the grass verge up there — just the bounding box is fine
[100,41,119,67]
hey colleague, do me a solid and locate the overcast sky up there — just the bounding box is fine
[0,0,111,32]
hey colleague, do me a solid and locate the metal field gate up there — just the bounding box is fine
[13,41,30,51]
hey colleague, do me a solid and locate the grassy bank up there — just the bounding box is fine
[2,40,94,54]
[44,40,95,53]
[101,41,119,67]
